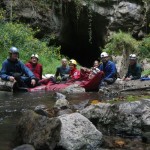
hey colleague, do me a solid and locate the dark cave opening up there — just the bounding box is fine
[60,3,109,67]
[60,40,101,68]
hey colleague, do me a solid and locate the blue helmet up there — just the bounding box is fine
[9,47,19,53]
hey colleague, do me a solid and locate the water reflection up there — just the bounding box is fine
[0,91,57,150]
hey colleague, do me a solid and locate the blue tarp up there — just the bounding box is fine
[140,77,150,81]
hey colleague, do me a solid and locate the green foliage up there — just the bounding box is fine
[0,22,61,74]
[138,35,150,59]
[142,69,150,76]
[109,94,150,104]
[103,31,139,55]
[0,9,5,21]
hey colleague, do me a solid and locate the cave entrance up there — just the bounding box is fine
[60,2,109,67]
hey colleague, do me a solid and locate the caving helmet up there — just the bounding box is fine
[129,54,137,60]
[31,54,39,60]
[69,59,77,66]
[100,52,108,58]
[9,47,19,54]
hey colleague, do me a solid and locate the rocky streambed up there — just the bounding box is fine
[12,91,150,150]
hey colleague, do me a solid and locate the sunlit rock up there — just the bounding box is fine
[58,113,103,150]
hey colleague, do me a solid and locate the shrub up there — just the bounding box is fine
[0,22,61,74]
[138,35,150,59]
[103,31,139,56]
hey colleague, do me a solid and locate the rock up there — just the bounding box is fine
[58,113,103,150]
[62,84,85,93]
[15,110,61,150]
[13,144,35,150]
[54,99,70,109]
[106,80,150,92]
[72,99,89,111]
[142,132,150,143]
[80,99,150,136]
[0,78,16,92]
[34,104,49,117]
[34,105,58,118]
[57,108,73,116]
[54,92,66,100]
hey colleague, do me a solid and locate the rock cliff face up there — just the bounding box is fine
[0,0,149,66]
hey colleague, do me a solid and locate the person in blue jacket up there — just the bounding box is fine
[0,47,37,87]
[99,52,117,85]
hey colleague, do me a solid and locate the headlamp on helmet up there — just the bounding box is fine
[31,54,39,59]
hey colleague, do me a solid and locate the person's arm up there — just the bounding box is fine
[124,66,130,78]
[20,61,35,79]
[0,61,11,81]
[40,65,43,80]
[55,67,60,78]
[131,65,141,80]
[104,62,116,79]
[99,64,103,71]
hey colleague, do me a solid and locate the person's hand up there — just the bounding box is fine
[9,76,15,82]
[124,77,131,81]
[31,79,36,86]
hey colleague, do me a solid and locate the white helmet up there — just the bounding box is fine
[129,54,137,60]
[31,54,39,59]
[100,52,108,58]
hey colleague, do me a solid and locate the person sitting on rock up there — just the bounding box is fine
[55,58,70,82]
[26,54,43,80]
[99,52,117,85]
[123,54,142,81]
[69,59,80,80]
[0,47,37,87]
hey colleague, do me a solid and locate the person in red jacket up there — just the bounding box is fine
[25,54,43,80]
[69,59,80,80]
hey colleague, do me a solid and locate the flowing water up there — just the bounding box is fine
[0,91,149,150]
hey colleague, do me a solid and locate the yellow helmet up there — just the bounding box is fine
[69,59,77,65]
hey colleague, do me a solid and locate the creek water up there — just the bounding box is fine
[0,91,149,150]
[0,91,100,150]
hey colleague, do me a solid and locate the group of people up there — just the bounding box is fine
[0,46,143,89]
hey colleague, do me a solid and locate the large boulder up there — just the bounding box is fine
[80,99,150,139]
[58,113,103,150]
[15,110,61,150]
[13,144,35,150]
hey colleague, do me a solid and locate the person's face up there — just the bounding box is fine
[31,57,38,64]
[69,64,75,70]
[10,53,19,60]
[101,56,109,63]
[129,59,136,65]
[94,61,99,67]
[62,59,67,66]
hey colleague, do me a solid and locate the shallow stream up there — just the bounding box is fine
[0,91,149,150]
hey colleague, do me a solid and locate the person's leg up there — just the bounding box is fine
[13,73,27,87]
[22,77,39,88]
[104,78,116,84]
